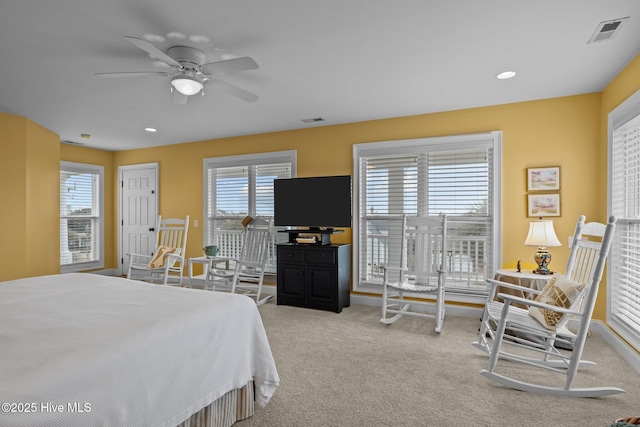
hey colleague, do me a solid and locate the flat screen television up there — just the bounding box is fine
[274,175,352,229]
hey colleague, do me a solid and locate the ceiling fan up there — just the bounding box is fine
[96,36,259,105]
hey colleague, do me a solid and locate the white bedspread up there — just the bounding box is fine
[0,273,279,427]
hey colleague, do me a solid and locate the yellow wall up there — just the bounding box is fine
[114,93,602,285]
[0,113,60,280]
[0,113,28,279]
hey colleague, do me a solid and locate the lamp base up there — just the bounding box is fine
[533,246,554,275]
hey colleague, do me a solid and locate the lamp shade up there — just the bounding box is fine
[171,75,203,96]
[524,219,562,247]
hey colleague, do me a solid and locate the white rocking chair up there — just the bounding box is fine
[380,214,448,333]
[476,215,622,397]
[206,217,273,305]
[474,215,602,356]
[127,215,189,286]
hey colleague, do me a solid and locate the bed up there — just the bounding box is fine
[0,273,279,427]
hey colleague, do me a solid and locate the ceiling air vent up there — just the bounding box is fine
[588,17,629,44]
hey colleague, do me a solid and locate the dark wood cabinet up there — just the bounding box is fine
[277,243,351,313]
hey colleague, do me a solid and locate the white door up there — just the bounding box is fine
[119,163,158,276]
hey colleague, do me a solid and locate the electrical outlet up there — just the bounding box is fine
[194,219,199,228]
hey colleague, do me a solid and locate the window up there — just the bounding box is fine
[608,89,640,351]
[353,132,502,303]
[60,161,104,272]
[204,151,296,272]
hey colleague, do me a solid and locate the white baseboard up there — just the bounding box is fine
[590,320,640,374]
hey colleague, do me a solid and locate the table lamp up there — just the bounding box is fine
[524,218,562,275]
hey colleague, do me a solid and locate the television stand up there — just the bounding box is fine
[277,242,351,312]
[279,229,344,246]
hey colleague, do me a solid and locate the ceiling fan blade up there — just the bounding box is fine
[201,57,258,75]
[208,78,259,103]
[171,89,188,105]
[95,71,171,78]
[124,36,182,68]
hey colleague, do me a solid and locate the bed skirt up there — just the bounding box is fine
[177,382,255,427]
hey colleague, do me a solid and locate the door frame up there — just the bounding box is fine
[118,162,159,276]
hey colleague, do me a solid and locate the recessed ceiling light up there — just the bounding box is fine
[144,127,158,133]
[497,71,517,80]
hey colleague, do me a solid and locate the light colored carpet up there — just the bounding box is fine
[237,301,640,427]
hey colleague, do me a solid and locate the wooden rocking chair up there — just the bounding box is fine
[475,215,603,357]
[127,215,189,286]
[380,214,448,333]
[206,217,273,305]
[476,215,622,397]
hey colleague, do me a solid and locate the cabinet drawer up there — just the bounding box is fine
[278,247,305,263]
[305,249,335,264]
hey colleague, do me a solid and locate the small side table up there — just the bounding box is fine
[188,256,231,288]
[493,268,555,309]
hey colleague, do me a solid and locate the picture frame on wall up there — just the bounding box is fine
[528,193,561,217]
[527,166,560,191]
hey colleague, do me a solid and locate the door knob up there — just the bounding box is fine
[149,227,155,232]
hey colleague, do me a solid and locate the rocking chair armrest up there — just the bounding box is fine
[498,292,580,316]
[382,266,405,272]
[487,278,542,294]
[382,265,407,283]
[165,253,184,262]
[486,278,542,300]
[127,253,153,261]
[239,261,264,269]
[219,258,265,271]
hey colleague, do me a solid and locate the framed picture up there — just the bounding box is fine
[528,193,561,217]
[527,166,560,191]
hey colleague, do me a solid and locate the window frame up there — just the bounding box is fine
[60,161,105,273]
[352,132,502,304]
[607,89,640,352]
[203,150,297,271]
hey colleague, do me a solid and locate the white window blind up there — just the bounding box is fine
[60,161,104,272]
[609,93,640,351]
[353,133,501,302]
[204,151,295,272]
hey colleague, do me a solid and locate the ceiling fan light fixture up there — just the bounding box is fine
[171,75,203,96]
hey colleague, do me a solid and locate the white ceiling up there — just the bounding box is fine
[1,0,639,151]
